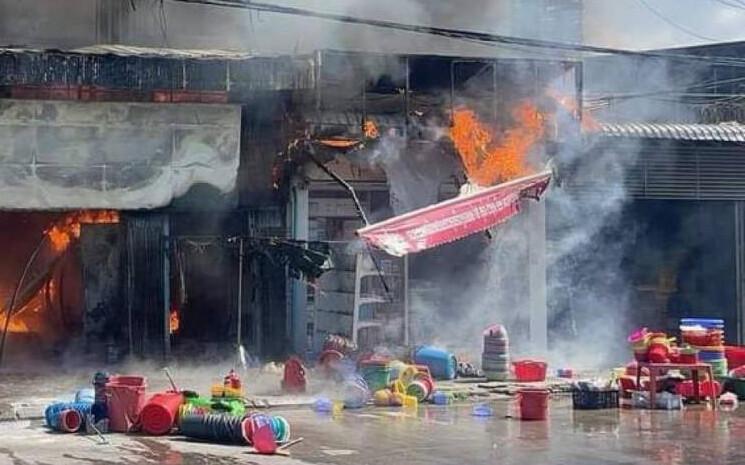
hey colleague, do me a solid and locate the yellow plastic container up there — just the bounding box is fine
[397,366,418,386]
[210,384,244,399]
[391,379,406,395]
[332,400,344,416]
[403,395,418,409]
[374,389,392,406]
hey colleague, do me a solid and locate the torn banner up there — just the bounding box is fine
[357,170,551,257]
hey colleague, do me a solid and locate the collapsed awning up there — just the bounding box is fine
[357,170,551,256]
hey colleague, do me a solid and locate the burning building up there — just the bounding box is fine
[0,42,580,364]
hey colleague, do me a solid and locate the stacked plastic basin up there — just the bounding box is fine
[482,325,510,381]
[681,318,728,377]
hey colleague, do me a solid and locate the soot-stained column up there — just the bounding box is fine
[80,224,123,354]
[290,180,310,356]
[527,199,548,353]
[125,213,168,360]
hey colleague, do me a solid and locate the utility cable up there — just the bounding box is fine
[710,0,745,11]
[636,0,720,42]
[169,0,745,68]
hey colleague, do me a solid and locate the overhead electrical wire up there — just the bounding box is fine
[636,0,720,42]
[710,0,745,11]
[169,0,745,68]
[585,75,745,103]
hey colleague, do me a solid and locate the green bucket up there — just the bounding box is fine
[710,359,729,378]
[360,365,391,393]
[728,377,745,400]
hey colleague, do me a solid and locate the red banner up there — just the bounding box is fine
[357,171,551,256]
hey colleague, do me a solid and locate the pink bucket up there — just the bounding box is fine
[627,327,649,344]
[105,375,147,433]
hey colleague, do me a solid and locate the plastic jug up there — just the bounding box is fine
[414,346,457,380]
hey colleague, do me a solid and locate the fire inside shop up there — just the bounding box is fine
[0,47,579,365]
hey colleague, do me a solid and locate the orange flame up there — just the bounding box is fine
[545,88,600,132]
[170,307,180,335]
[47,211,120,252]
[0,312,30,333]
[449,102,544,186]
[363,120,379,139]
[0,281,49,334]
[1,211,119,335]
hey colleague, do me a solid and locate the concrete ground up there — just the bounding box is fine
[1,401,745,465]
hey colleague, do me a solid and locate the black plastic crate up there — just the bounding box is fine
[572,389,619,410]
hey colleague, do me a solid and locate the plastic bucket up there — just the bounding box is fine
[518,388,549,421]
[360,364,391,393]
[140,391,183,435]
[649,333,672,346]
[483,324,508,338]
[58,409,83,433]
[681,318,724,329]
[627,327,649,344]
[44,402,92,430]
[269,415,291,443]
[406,379,432,402]
[106,375,147,433]
[726,346,745,370]
[647,343,670,363]
[342,375,370,409]
[513,360,547,382]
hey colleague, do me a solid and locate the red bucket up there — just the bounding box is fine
[105,375,147,433]
[647,343,669,363]
[58,409,83,433]
[675,380,721,399]
[513,360,547,382]
[140,391,183,435]
[518,388,549,421]
[725,346,745,370]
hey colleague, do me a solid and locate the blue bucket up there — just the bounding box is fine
[44,402,93,430]
[681,318,724,329]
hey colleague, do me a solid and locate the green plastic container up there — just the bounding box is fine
[728,377,745,400]
[710,359,729,378]
[211,398,246,417]
[182,396,245,416]
[360,365,391,393]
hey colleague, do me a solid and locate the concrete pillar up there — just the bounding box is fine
[290,181,310,355]
[527,199,548,354]
[736,201,745,344]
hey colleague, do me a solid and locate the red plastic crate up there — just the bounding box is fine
[513,360,547,382]
[675,380,721,399]
[726,345,745,370]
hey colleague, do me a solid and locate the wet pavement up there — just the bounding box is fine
[1,400,745,465]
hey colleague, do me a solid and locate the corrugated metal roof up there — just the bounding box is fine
[0,45,301,60]
[599,122,745,142]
